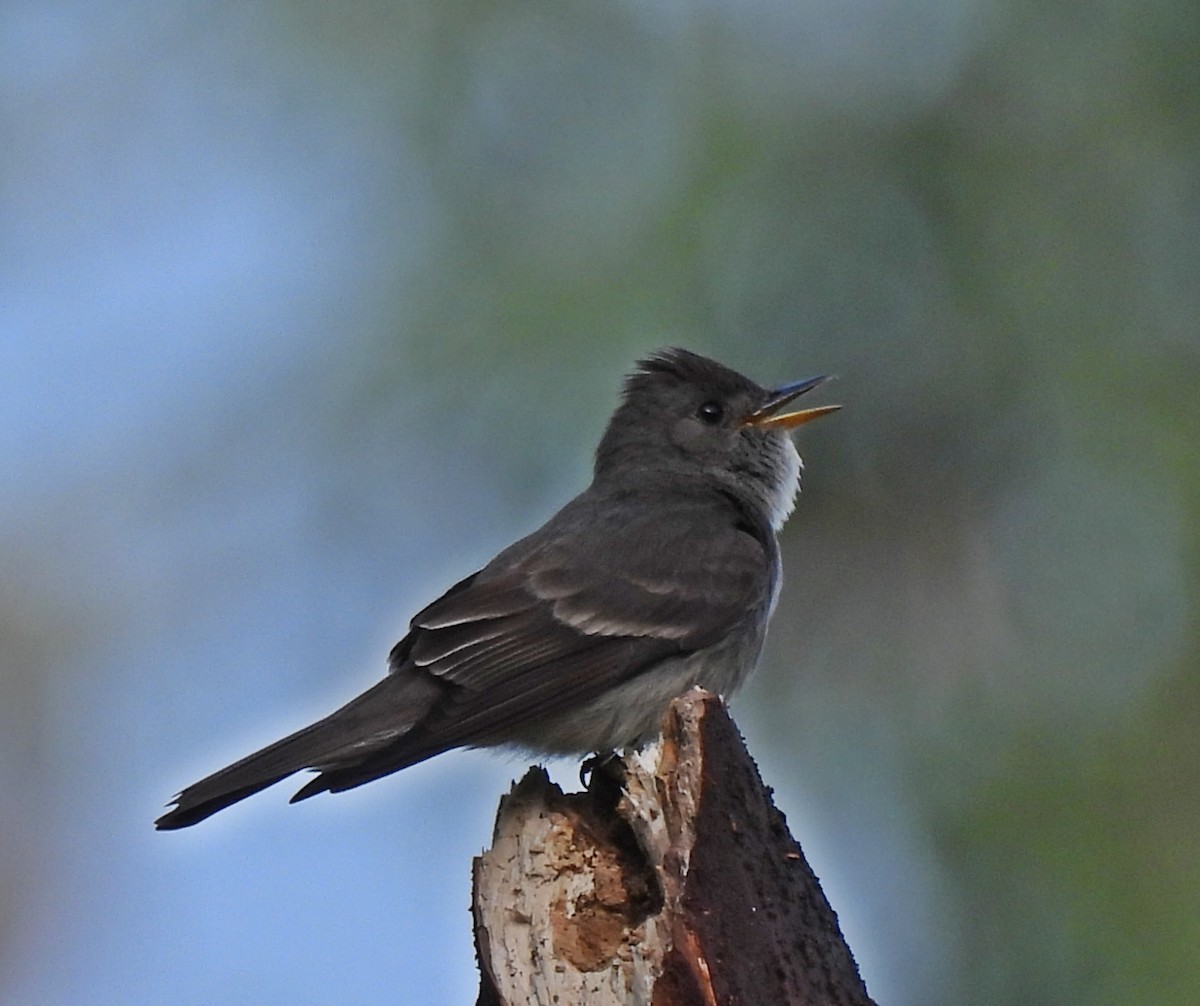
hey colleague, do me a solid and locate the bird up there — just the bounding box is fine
[155,348,838,829]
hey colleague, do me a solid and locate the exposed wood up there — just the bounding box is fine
[473,689,876,1006]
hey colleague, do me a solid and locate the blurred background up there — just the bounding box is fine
[2,1,1197,1003]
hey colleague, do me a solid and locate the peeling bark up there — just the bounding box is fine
[473,689,876,1006]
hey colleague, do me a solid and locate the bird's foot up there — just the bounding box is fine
[579,750,619,790]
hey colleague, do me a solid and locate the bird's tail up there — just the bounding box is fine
[155,675,440,830]
[155,719,340,830]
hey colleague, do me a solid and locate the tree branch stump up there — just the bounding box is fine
[472,689,876,1005]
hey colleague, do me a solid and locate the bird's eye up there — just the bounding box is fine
[696,401,724,424]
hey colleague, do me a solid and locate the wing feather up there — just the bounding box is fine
[298,496,775,798]
[401,502,770,695]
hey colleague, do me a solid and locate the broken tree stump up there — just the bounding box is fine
[472,688,876,1005]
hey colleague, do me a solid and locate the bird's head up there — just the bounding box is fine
[594,348,839,531]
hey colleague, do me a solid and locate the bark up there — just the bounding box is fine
[472,689,876,1006]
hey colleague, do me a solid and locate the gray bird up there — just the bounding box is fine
[155,348,838,829]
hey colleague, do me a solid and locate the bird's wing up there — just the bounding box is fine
[403,504,768,739]
[292,504,773,796]
[409,501,770,688]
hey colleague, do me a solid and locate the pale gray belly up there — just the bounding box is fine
[496,619,768,756]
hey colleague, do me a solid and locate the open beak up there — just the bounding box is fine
[741,375,840,430]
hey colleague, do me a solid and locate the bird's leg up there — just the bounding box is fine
[579,750,619,790]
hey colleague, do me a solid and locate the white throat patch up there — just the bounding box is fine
[766,439,803,532]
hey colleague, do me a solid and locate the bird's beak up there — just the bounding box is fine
[741,375,841,430]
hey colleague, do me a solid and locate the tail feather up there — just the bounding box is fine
[156,719,345,829]
[287,736,450,804]
[155,674,442,830]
